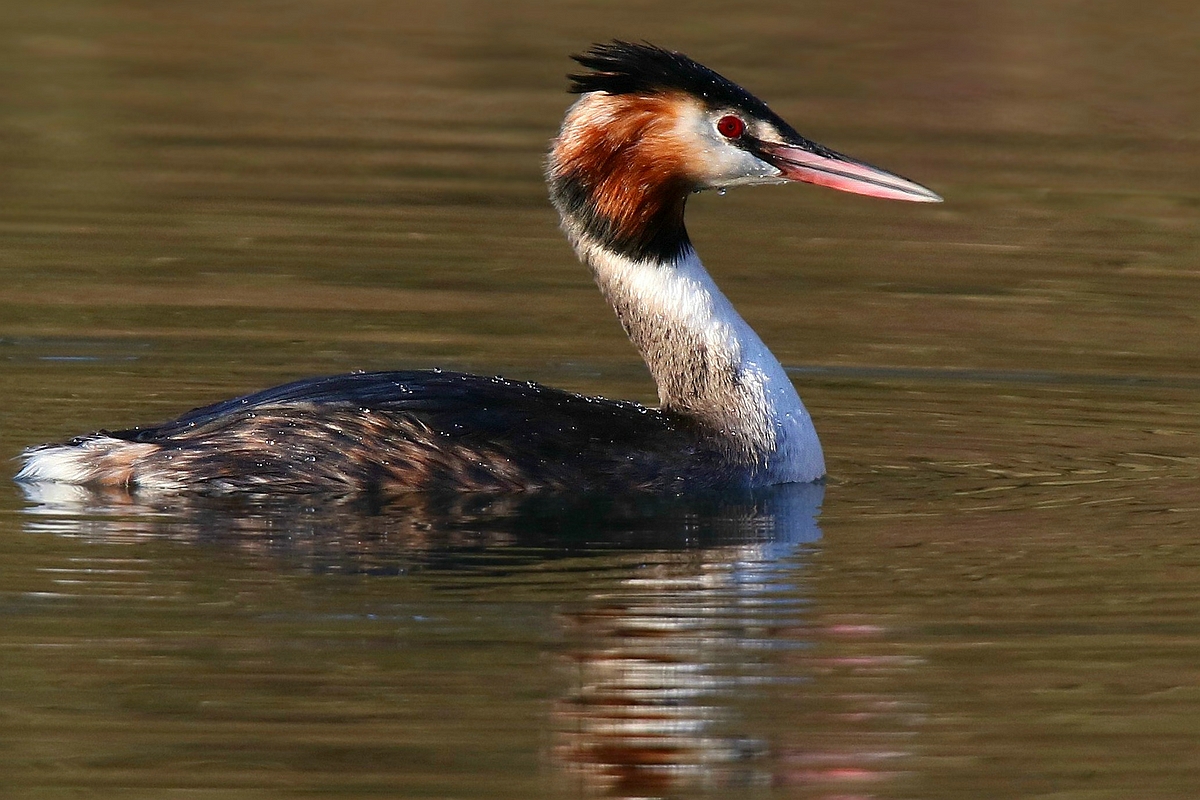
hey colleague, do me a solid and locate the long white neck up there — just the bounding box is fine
[572,233,825,485]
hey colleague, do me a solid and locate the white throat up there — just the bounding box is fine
[572,233,825,484]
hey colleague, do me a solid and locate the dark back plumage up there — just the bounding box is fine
[104,371,742,494]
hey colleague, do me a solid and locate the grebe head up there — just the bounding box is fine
[548,41,941,263]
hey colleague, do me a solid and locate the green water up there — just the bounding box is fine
[2,1,1199,798]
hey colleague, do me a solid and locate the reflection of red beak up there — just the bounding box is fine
[757,140,942,203]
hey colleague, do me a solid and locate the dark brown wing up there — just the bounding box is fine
[110,371,737,493]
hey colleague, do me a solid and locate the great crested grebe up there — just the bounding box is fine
[16,42,940,495]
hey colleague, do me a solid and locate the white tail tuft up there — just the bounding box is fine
[15,435,159,487]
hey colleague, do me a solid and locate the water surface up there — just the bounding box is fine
[2,2,1199,798]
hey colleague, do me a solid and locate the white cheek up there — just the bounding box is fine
[676,111,780,188]
[713,148,784,188]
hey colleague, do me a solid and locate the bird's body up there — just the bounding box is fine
[16,42,940,495]
[22,372,737,494]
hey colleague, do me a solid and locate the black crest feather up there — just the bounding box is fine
[568,41,781,122]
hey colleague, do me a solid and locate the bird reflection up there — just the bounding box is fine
[551,486,821,796]
[18,481,825,796]
[17,481,822,566]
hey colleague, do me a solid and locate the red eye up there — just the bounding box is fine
[716,115,746,139]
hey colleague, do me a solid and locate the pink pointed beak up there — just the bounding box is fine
[757,140,942,203]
